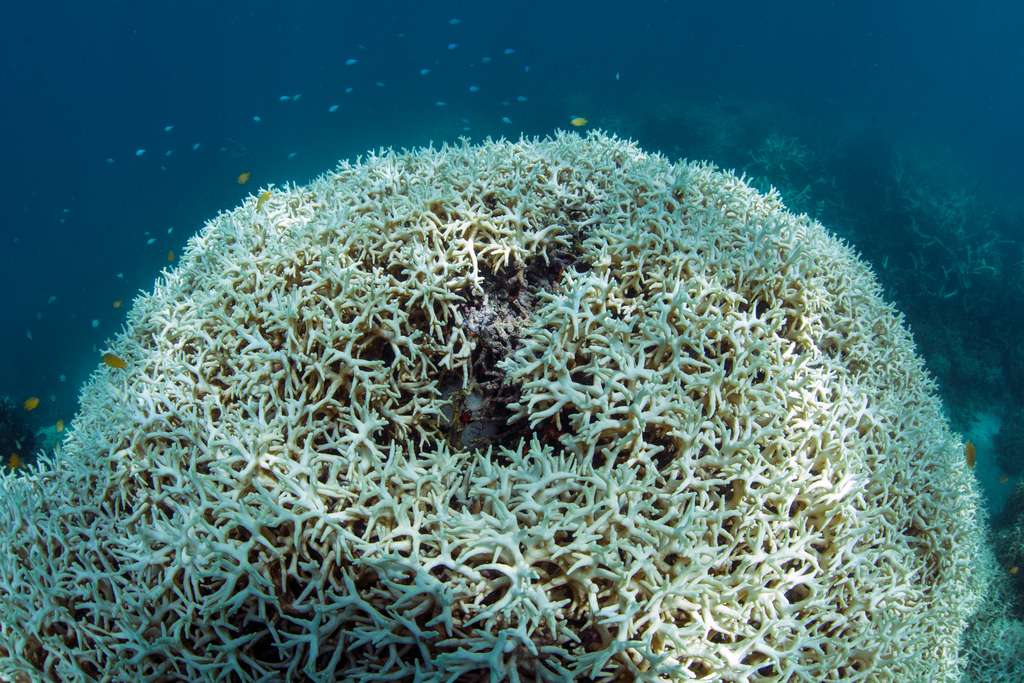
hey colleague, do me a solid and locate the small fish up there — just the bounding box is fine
[58,374,66,383]
[47,295,57,304]
[112,299,123,309]
[420,68,431,75]
[569,116,588,127]
[501,116,512,124]
[7,453,21,469]
[468,84,480,93]
[105,157,115,164]
[23,397,39,411]
[257,190,272,211]
[345,86,353,93]
[91,319,99,328]
[102,352,128,370]
[252,115,262,123]
[279,95,291,102]
[167,250,175,262]
[287,152,297,159]
[192,142,201,151]
[1001,475,1010,484]
[328,104,339,113]
[964,440,976,469]
[163,124,174,133]
[55,419,64,433]
[345,58,359,66]
[516,95,528,102]
[448,17,461,25]
[135,148,146,157]
[146,237,156,245]
[237,171,252,185]
[1011,566,1020,576]
[503,48,516,55]
[447,42,459,50]
[434,101,447,107]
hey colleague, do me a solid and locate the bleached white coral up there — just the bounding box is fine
[0,132,984,681]
[959,545,1024,683]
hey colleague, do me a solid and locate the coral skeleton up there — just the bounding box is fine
[0,132,984,681]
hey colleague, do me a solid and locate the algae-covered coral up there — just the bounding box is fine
[0,132,985,681]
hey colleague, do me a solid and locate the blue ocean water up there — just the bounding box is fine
[1,1,1024,677]
[0,3,1018,480]
[10,6,1015,449]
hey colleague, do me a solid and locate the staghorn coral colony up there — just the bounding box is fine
[0,133,987,681]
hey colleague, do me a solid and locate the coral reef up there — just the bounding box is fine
[993,482,1024,570]
[995,406,1024,476]
[981,482,1024,681]
[884,150,1013,312]
[0,132,985,681]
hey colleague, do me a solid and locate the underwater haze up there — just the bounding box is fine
[1,0,1023,677]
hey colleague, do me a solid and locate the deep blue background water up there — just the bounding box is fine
[1,1,1022,501]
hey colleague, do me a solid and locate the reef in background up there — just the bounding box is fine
[0,397,36,469]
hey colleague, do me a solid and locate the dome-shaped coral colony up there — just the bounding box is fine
[0,132,983,681]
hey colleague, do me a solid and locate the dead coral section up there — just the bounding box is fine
[451,239,590,454]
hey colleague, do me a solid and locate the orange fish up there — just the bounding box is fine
[7,453,21,469]
[102,352,128,370]
[23,396,39,411]
[167,250,175,262]
[569,116,588,127]
[964,440,976,469]
[237,171,252,185]
[55,419,65,433]
[112,299,123,309]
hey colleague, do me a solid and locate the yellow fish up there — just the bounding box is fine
[256,190,272,211]
[23,396,39,411]
[237,171,252,185]
[167,249,176,263]
[102,352,128,370]
[112,299,123,309]
[7,453,21,469]
[55,419,65,433]
[569,116,588,127]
